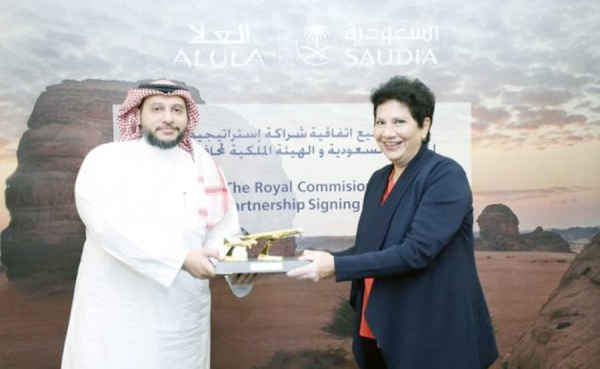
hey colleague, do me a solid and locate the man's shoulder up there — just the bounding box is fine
[85,140,136,160]
[190,140,210,157]
[191,140,219,165]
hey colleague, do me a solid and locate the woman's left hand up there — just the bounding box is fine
[286,250,335,282]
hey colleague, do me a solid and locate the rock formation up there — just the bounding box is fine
[476,204,571,252]
[502,233,600,368]
[522,226,571,253]
[476,204,529,251]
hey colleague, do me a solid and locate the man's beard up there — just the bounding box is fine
[142,125,185,149]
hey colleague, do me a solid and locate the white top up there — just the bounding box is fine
[62,139,246,369]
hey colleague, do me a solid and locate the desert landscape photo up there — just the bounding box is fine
[2,1,600,368]
[0,245,592,368]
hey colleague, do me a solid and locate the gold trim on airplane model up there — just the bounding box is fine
[223,228,304,261]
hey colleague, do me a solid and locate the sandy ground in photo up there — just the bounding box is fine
[0,250,575,369]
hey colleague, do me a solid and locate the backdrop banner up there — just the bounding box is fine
[1,1,598,368]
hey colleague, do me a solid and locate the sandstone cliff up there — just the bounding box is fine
[502,233,600,368]
[522,226,571,253]
[476,204,571,252]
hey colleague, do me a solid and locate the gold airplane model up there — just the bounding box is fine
[223,228,304,261]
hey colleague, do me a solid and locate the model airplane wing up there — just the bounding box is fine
[240,228,305,241]
[223,239,258,248]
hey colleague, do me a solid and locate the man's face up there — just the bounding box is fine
[137,95,189,149]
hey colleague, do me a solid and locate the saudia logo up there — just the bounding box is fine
[295,25,336,66]
[295,24,439,67]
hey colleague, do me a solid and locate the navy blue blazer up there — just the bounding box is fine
[334,145,498,368]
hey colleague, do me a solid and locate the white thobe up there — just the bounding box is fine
[62,139,244,369]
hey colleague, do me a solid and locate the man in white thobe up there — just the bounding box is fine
[62,80,250,369]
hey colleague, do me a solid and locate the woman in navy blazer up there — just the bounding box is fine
[288,76,498,368]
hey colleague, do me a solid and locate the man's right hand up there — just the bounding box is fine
[182,248,221,279]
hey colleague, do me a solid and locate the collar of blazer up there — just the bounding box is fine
[356,144,435,253]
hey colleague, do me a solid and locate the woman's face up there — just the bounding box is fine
[373,99,430,169]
